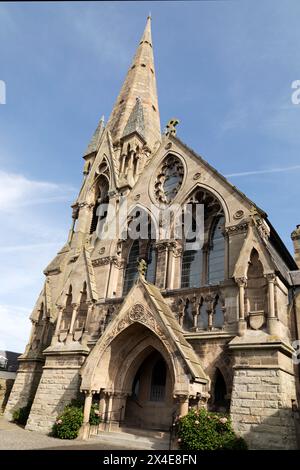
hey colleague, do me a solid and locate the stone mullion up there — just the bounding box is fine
[53,306,64,337]
[154,242,168,289]
[236,277,247,336]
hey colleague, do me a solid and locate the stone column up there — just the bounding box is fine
[106,392,114,430]
[80,390,93,440]
[99,391,107,420]
[172,243,183,290]
[155,241,168,289]
[53,306,64,339]
[236,277,247,335]
[67,304,79,342]
[82,303,94,345]
[175,394,189,417]
[266,273,279,335]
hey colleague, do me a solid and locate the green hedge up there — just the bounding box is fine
[52,400,101,440]
[176,408,247,450]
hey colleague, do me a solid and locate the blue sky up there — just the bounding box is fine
[0,0,300,352]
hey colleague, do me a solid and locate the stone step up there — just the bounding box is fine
[119,426,169,439]
[91,430,170,450]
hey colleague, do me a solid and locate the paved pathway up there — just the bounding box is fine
[0,416,131,450]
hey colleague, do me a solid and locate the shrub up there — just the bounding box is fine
[52,400,101,439]
[176,408,247,450]
[89,403,101,426]
[52,405,83,440]
[12,404,32,426]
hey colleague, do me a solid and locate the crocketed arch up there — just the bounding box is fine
[80,322,188,395]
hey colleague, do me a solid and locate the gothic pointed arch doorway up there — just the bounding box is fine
[124,348,174,430]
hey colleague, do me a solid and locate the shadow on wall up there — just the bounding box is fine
[238,407,300,450]
[4,364,43,419]
[0,378,14,412]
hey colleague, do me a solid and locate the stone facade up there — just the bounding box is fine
[4,17,300,449]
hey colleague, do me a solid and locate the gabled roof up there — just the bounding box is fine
[141,277,207,383]
[170,133,267,217]
[171,134,298,274]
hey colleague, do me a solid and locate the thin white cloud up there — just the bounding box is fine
[0,304,31,352]
[226,165,300,178]
[0,170,75,212]
[0,242,65,253]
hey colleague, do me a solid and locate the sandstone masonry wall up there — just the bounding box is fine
[231,368,297,449]
[25,355,83,434]
[4,360,43,420]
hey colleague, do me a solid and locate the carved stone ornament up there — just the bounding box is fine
[129,304,145,321]
[134,194,141,201]
[233,210,244,220]
[92,257,112,267]
[154,154,184,205]
[225,222,248,235]
[236,277,247,287]
[249,311,265,330]
[193,173,201,180]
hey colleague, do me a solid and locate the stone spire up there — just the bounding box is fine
[106,16,161,151]
[122,96,145,141]
[84,115,105,157]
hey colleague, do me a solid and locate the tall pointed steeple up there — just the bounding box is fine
[106,16,161,151]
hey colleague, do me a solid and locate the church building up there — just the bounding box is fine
[5,17,300,450]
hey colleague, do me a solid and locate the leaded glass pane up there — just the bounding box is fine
[181,248,202,288]
[208,216,225,285]
[123,240,140,295]
[146,244,156,284]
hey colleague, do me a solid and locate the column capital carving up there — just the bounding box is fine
[173,393,189,402]
[265,273,276,283]
[155,241,169,252]
[236,277,247,287]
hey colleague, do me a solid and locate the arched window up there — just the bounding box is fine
[123,240,140,295]
[212,369,229,412]
[183,299,194,330]
[246,249,267,313]
[146,243,157,284]
[208,216,225,284]
[75,282,88,330]
[181,248,203,288]
[150,358,166,402]
[197,299,208,329]
[90,175,109,234]
[181,212,203,288]
[180,189,225,288]
[213,296,224,328]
